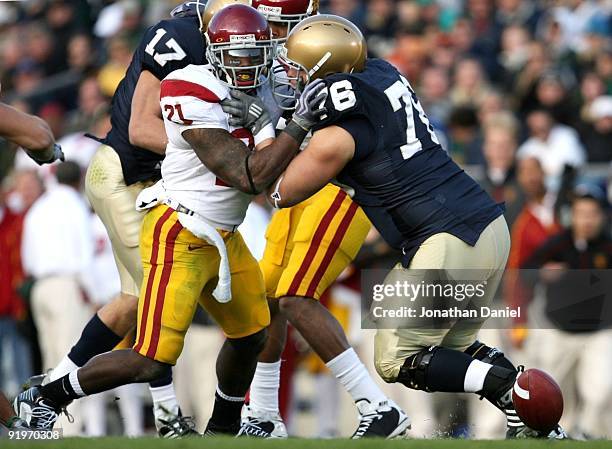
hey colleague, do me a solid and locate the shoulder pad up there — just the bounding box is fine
[161,65,228,102]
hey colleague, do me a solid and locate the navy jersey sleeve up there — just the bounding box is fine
[139,18,204,80]
[334,116,377,160]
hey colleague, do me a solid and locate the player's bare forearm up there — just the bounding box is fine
[267,126,355,208]
[182,128,300,194]
[129,70,167,155]
[0,103,55,151]
[129,115,167,154]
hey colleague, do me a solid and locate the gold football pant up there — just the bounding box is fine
[134,205,270,364]
[85,144,150,297]
[374,215,511,382]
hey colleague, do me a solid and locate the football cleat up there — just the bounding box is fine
[351,399,410,439]
[237,405,288,438]
[507,423,569,439]
[154,406,198,438]
[13,387,61,431]
[22,373,47,390]
[157,413,198,438]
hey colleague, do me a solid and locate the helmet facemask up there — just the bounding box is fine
[271,44,330,110]
[206,37,274,90]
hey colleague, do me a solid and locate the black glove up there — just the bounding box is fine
[291,78,328,131]
[221,90,272,137]
[26,143,65,166]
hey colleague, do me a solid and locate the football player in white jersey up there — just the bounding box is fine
[14,4,326,436]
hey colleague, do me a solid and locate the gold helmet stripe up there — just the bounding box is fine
[308,51,331,78]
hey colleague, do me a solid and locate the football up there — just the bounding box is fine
[512,368,564,432]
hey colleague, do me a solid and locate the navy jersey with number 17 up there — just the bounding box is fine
[312,58,504,266]
[100,15,206,186]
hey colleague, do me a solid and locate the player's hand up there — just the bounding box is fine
[221,90,272,137]
[26,143,65,166]
[291,78,328,131]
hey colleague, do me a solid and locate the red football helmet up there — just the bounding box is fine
[205,4,273,89]
[252,0,318,40]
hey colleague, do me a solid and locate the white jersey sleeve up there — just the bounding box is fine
[160,64,230,138]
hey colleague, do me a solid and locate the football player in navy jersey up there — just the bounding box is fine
[227,15,566,439]
[23,0,246,438]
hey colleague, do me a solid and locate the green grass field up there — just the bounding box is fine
[3,437,612,449]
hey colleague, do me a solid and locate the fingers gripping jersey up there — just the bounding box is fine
[160,65,263,229]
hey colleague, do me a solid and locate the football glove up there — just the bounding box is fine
[26,143,65,166]
[221,90,272,137]
[291,78,328,131]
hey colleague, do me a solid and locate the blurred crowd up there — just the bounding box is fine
[0,0,611,439]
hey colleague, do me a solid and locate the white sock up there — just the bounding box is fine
[68,370,86,397]
[249,361,281,414]
[149,382,179,420]
[326,348,387,406]
[49,356,79,382]
[463,359,493,393]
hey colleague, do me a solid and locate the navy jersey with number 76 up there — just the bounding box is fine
[99,16,206,186]
[312,58,504,266]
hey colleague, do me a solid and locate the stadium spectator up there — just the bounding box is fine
[480,112,523,227]
[0,183,30,398]
[521,185,612,438]
[419,65,453,126]
[578,95,612,162]
[504,156,562,347]
[517,109,585,189]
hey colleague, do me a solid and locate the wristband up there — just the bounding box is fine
[245,152,259,195]
[283,120,308,144]
[253,122,276,147]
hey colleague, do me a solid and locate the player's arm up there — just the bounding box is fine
[182,79,329,194]
[182,127,301,194]
[129,70,167,154]
[0,102,64,165]
[266,125,355,208]
[0,103,54,151]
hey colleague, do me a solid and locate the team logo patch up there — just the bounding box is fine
[257,5,282,16]
[230,34,256,44]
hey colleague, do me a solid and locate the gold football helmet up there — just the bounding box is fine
[194,0,250,31]
[271,14,366,109]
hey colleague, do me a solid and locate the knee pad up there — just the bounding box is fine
[464,340,516,371]
[228,328,268,354]
[396,346,439,391]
